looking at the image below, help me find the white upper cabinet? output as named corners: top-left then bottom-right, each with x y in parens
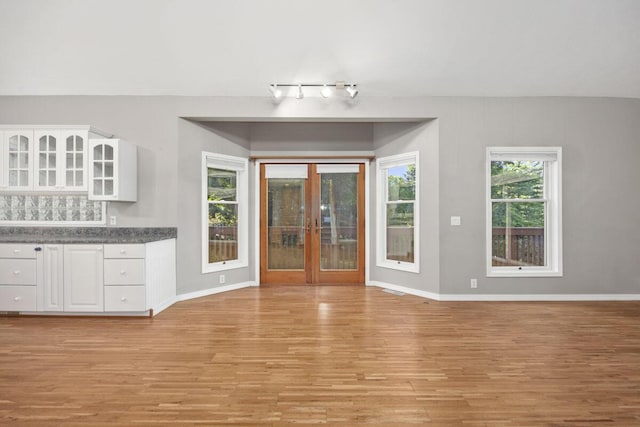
top-left (88, 138), bottom-right (137, 202)
top-left (0, 126), bottom-right (135, 198)
top-left (2, 129), bottom-right (34, 190)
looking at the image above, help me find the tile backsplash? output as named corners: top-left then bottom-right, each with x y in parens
top-left (0, 194), bottom-right (104, 224)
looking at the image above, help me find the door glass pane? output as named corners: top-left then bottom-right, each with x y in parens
top-left (67, 136), bottom-right (74, 151)
top-left (93, 179), bottom-right (102, 195)
top-left (319, 172), bottom-right (358, 270)
top-left (67, 171), bottom-right (74, 186)
top-left (40, 137), bottom-right (47, 151)
top-left (20, 136), bottom-right (28, 151)
top-left (19, 170), bottom-right (29, 186)
top-left (208, 203), bottom-right (238, 263)
top-left (104, 162), bottom-right (114, 178)
top-left (104, 179), bottom-right (114, 195)
top-left (76, 171), bottom-right (83, 186)
top-left (386, 202), bottom-right (414, 263)
top-left (49, 171), bottom-right (56, 186)
top-left (267, 178), bottom-right (305, 270)
top-left (40, 170), bottom-right (47, 186)
top-left (9, 171), bottom-right (17, 186)
top-left (49, 137), bottom-right (55, 151)
top-left (9, 153), bottom-right (17, 168)
top-left (492, 201), bottom-right (545, 267)
top-left (40, 153), bottom-right (47, 168)
top-left (20, 153), bottom-right (28, 168)
top-left (67, 153), bottom-right (74, 168)
top-left (94, 145), bottom-right (103, 160)
top-left (77, 137), bottom-right (83, 151)
top-left (105, 145), bottom-right (114, 160)
top-left (49, 153), bottom-right (56, 168)
top-left (94, 162), bottom-right (103, 178)
top-left (9, 136), bottom-right (18, 150)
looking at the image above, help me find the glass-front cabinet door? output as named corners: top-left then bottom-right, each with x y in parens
top-left (33, 130), bottom-right (59, 190)
top-left (91, 141), bottom-right (115, 198)
top-left (62, 131), bottom-right (88, 191)
top-left (4, 130), bottom-right (33, 190)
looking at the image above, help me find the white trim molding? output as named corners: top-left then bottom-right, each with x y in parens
top-left (202, 151), bottom-right (249, 274)
top-left (367, 280), bottom-right (640, 302)
top-left (486, 146), bottom-right (563, 278)
top-left (176, 281), bottom-right (258, 302)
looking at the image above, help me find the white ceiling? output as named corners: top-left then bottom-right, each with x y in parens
top-left (1, 0), bottom-right (639, 98)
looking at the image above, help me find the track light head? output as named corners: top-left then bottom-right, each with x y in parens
top-left (269, 84), bottom-right (282, 99)
top-left (346, 85), bottom-right (358, 99)
top-left (296, 84), bottom-right (304, 99)
top-left (320, 85), bottom-right (331, 98)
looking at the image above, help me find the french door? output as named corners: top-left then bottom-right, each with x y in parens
top-left (260, 163), bottom-right (365, 284)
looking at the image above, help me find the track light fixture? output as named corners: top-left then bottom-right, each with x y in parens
top-left (346, 84), bottom-right (358, 99)
top-left (268, 81), bottom-right (359, 99)
top-left (269, 84), bottom-right (282, 99)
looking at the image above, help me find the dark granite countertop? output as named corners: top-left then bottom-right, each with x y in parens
top-left (0, 227), bottom-right (177, 244)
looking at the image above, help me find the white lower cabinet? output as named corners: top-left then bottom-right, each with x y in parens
top-left (63, 244), bottom-right (104, 312)
top-left (0, 240), bottom-right (176, 316)
top-left (0, 243), bottom-right (39, 311)
top-left (105, 285), bottom-right (145, 311)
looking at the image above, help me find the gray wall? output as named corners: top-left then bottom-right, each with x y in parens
top-left (370, 121), bottom-right (440, 295)
top-left (1, 96), bottom-right (639, 296)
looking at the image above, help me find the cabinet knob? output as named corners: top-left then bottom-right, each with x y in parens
top-left (120, 270), bottom-right (126, 275)
top-left (120, 297), bottom-right (127, 302)
top-left (14, 296), bottom-right (21, 302)
top-left (13, 270), bottom-right (21, 275)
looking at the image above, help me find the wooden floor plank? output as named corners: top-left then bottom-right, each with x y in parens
top-left (1, 285), bottom-right (640, 425)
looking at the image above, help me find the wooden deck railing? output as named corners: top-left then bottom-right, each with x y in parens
top-left (209, 226), bottom-right (238, 263)
top-left (492, 227), bottom-right (544, 266)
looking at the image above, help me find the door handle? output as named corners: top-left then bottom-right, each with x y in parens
top-left (306, 218), bottom-right (311, 233)
top-left (315, 218), bottom-right (319, 234)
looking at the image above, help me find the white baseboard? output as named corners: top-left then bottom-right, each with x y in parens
top-left (176, 281), bottom-right (258, 302)
top-left (152, 297), bottom-right (178, 316)
top-left (438, 293), bottom-right (640, 301)
top-left (366, 280), bottom-right (439, 301)
top-left (367, 280), bottom-right (640, 302)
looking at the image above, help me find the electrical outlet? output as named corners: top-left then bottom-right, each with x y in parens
top-left (450, 216), bottom-right (461, 226)
top-left (219, 274), bottom-right (225, 284)
top-left (470, 278), bottom-right (478, 289)
top-left (109, 216), bottom-right (117, 225)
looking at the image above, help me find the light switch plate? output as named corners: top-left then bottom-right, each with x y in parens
top-left (450, 216), bottom-right (461, 226)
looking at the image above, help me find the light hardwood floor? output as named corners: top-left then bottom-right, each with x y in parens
top-left (1, 285), bottom-right (640, 426)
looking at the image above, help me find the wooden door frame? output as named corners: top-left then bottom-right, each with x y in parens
top-left (254, 158), bottom-right (370, 286)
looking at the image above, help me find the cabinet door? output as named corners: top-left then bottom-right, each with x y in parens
top-left (4, 130), bottom-right (34, 190)
top-left (33, 130), bottom-right (61, 191)
top-left (89, 141), bottom-right (116, 199)
top-left (40, 245), bottom-right (64, 311)
top-left (63, 244), bottom-right (104, 312)
top-left (61, 130), bottom-right (88, 191)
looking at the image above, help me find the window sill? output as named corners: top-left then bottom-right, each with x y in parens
top-left (377, 259), bottom-right (420, 274)
top-left (487, 268), bottom-right (563, 278)
top-left (203, 260), bottom-right (247, 274)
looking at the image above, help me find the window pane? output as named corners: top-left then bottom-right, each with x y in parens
top-left (491, 161), bottom-right (543, 199)
top-left (387, 164), bottom-right (416, 201)
top-left (492, 201), bottom-right (545, 267)
top-left (208, 203), bottom-right (238, 263)
top-left (386, 202), bottom-right (414, 263)
top-left (207, 168), bottom-right (237, 201)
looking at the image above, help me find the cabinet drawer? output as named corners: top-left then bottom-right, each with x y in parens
top-left (104, 244), bottom-right (145, 259)
top-left (0, 244), bottom-right (39, 259)
top-left (0, 259), bottom-right (37, 285)
top-left (0, 286), bottom-right (37, 311)
top-left (104, 259), bottom-right (145, 285)
top-left (104, 286), bottom-right (146, 311)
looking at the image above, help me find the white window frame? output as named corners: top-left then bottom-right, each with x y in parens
top-left (486, 146), bottom-right (562, 277)
top-left (376, 151), bottom-right (420, 273)
top-left (202, 152), bottom-right (248, 273)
